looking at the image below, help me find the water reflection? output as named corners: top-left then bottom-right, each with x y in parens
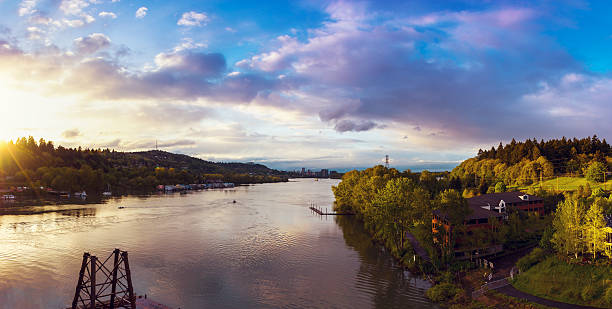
top-left (0, 179), bottom-right (435, 308)
top-left (335, 216), bottom-right (434, 309)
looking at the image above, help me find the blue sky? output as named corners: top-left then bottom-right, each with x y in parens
top-left (0, 0), bottom-right (610, 171)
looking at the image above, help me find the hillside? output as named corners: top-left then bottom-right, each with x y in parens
top-left (0, 137), bottom-right (287, 193)
top-left (450, 136), bottom-right (611, 194)
top-left (120, 150), bottom-right (279, 175)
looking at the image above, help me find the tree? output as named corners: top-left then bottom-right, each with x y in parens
top-left (584, 199), bottom-right (607, 259)
top-left (585, 161), bottom-right (607, 183)
top-left (494, 182), bottom-right (506, 193)
top-left (372, 177), bottom-right (431, 255)
top-left (552, 197), bottom-right (586, 258)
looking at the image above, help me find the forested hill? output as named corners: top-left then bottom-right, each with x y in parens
top-left (450, 136), bottom-right (611, 190)
top-left (0, 137), bottom-right (286, 192)
top-left (120, 150), bottom-right (278, 175)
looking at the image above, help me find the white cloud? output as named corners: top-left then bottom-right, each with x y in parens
top-left (26, 26), bottom-right (44, 40)
top-left (135, 7), bottom-right (148, 19)
top-left (177, 11), bottom-right (208, 27)
top-left (98, 11), bottom-right (117, 19)
top-left (18, 0), bottom-right (38, 16)
top-left (62, 18), bottom-right (85, 28)
top-left (73, 33), bottom-right (111, 54)
top-left (83, 14), bottom-right (95, 24)
top-left (59, 0), bottom-right (89, 16)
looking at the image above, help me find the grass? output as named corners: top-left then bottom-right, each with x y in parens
top-left (512, 256), bottom-right (612, 308)
top-left (517, 176), bottom-right (612, 192)
top-left (482, 290), bottom-right (557, 309)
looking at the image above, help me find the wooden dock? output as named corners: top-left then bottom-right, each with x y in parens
top-left (309, 206), bottom-right (354, 216)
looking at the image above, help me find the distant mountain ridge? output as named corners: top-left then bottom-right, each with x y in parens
top-left (0, 137), bottom-right (286, 192)
top-left (128, 150), bottom-right (281, 175)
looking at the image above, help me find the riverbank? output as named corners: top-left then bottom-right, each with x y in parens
top-left (512, 256), bottom-right (612, 308)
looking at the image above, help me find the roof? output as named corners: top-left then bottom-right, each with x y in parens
top-left (467, 191), bottom-right (542, 208)
top-left (434, 203), bottom-right (504, 222)
top-left (605, 214), bottom-right (612, 228)
top-left (433, 191), bottom-right (541, 223)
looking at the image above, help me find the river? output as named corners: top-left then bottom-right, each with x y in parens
top-left (0, 178), bottom-right (435, 308)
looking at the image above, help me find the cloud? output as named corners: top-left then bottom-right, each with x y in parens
top-left (235, 2), bottom-right (604, 144)
top-left (62, 129), bottom-right (81, 138)
top-left (61, 18), bottom-right (85, 28)
top-left (98, 11), bottom-right (117, 19)
top-left (73, 33), bottom-right (111, 55)
top-left (135, 7), bottom-right (148, 19)
top-left (18, 0), bottom-right (38, 16)
top-left (334, 120), bottom-right (378, 132)
top-left (59, 0), bottom-right (89, 16)
top-left (177, 11), bottom-right (208, 27)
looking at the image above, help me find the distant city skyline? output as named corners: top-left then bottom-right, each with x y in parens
top-left (0, 0), bottom-right (610, 170)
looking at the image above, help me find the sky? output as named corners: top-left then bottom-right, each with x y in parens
top-left (0, 0), bottom-right (610, 171)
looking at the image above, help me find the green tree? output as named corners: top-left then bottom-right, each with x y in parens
top-left (552, 197), bottom-right (586, 258)
top-left (586, 161), bottom-right (607, 183)
top-left (372, 177), bottom-right (431, 254)
top-left (584, 199), bottom-right (607, 259)
top-left (494, 182), bottom-right (506, 193)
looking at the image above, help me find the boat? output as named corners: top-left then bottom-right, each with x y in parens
top-left (74, 191), bottom-right (87, 198)
top-left (2, 194), bottom-right (15, 200)
top-left (102, 184), bottom-right (112, 196)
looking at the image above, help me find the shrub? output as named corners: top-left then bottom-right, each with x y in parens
top-left (604, 286), bottom-right (612, 305)
top-left (581, 285), bottom-right (600, 302)
top-left (495, 182), bottom-right (506, 193)
top-left (426, 283), bottom-right (461, 302)
top-left (516, 248), bottom-right (547, 272)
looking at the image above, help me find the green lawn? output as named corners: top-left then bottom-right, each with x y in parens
top-left (512, 256), bottom-right (612, 308)
top-left (517, 176), bottom-right (612, 192)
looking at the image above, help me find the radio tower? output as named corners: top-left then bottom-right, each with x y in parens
top-left (385, 155), bottom-right (389, 168)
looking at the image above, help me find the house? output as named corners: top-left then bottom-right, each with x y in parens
top-left (605, 214), bottom-right (612, 257)
top-left (433, 201), bottom-right (504, 259)
top-left (468, 191), bottom-right (545, 216)
top-left (432, 191), bottom-right (545, 259)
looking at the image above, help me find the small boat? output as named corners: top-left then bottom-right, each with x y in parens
top-left (2, 194), bottom-right (15, 200)
top-left (74, 191), bottom-right (87, 198)
top-left (102, 184), bottom-right (112, 196)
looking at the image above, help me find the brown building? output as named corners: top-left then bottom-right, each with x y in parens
top-left (432, 192), bottom-right (544, 259)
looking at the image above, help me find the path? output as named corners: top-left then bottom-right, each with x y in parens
top-left (477, 247), bottom-right (604, 309)
top-left (496, 285), bottom-right (603, 309)
top-left (405, 232), bottom-right (430, 262)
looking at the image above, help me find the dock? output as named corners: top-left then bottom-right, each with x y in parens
top-left (136, 297), bottom-right (173, 309)
top-left (309, 206), bottom-right (354, 216)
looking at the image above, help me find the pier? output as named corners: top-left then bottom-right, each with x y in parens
top-left (309, 205), bottom-right (354, 216)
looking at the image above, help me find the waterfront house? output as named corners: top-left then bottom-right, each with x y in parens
top-left (432, 191), bottom-right (545, 259)
top-left (467, 191), bottom-right (545, 216)
top-left (605, 214), bottom-right (612, 257)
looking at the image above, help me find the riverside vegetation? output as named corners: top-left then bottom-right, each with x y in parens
top-left (0, 137), bottom-right (287, 194)
top-left (333, 136), bottom-right (611, 308)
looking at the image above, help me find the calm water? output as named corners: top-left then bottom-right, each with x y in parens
top-left (0, 179), bottom-right (435, 308)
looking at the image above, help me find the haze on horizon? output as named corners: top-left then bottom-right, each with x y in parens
top-left (0, 0), bottom-right (610, 171)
